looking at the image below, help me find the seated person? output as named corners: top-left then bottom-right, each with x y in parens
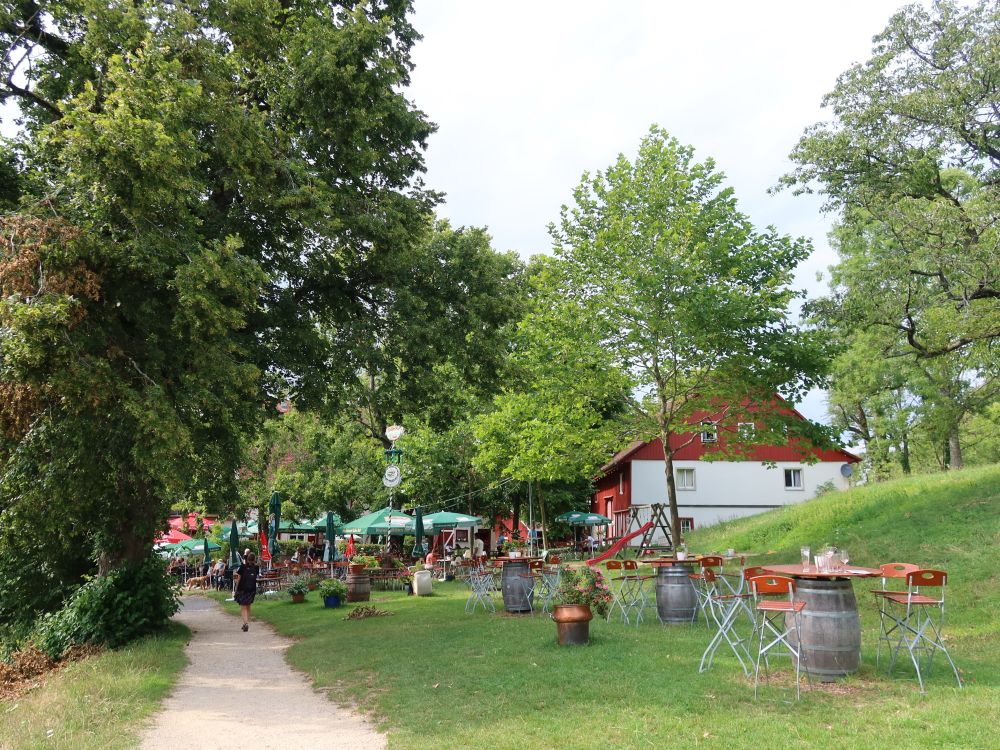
top-left (211, 558), bottom-right (226, 588)
top-left (425, 550), bottom-right (438, 568)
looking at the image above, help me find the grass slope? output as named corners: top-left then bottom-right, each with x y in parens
top-left (218, 466), bottom-right (999, 750)
top-left (0, 623), bottom-right (189, 750)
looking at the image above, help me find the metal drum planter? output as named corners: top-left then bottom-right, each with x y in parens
top-left (346, 571), bottom-right (371, 602)
top-left (788, 578), bottom-right (861, 678)
top-left (553, 604), bottom-right (593, 645)
top-left (655, 565), bottom-right (698, 624)
top-left (501, 559), bottom-right (533, 613)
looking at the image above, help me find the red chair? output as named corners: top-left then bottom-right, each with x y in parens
top-left (872, 562), bottom-right (920, 669)
top-left (749, 574), bottom-right (811, 699)
top-left (879, 569), bottom-right (962, 691)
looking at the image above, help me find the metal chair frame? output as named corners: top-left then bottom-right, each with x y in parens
top-left (699, 567), bottom-right (756, 676)
top-left (604, 560), bottom-right (632, 624)
top-left (879, 569), bottom-right (962, 692)
top-left (621, 560), bottom-right (652, 625)
top-left (872, 562), bottom-right (919, 670)
top-left (465, 566), bottom-right (497, 614)
top-left (749, 574), bottom-right (812, 700)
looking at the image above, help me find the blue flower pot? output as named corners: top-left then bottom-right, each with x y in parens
top-left (323, 595), bottom-right (342, 608)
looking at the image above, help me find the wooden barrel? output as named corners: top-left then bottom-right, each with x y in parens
top-left (655, 564), bottom-right (698, 624)
top-left (501, 560), bottom-right (533, 613)
top-left (787, 578), bottom-right (861, 678)
top-left (346, 572), bottom-right (371, 602)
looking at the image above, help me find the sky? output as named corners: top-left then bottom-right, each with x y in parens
top-left (405, 0), bottom-right (924, 423)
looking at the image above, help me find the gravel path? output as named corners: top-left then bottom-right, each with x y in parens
top-left (140, 596), bottom-right (385, 750)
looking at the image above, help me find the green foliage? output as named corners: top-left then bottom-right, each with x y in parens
top-left (553, 566), bottom-right (613, 618)
top-left (286, 577), bottom-right (310, 596)
top-left (350, 555), bottom-right (380, 570)
top-left (548, 126), bottom-right (832, 543)
top-left (318, 578), bottom-right (347, 599)
top-left (30, 556), bottom-right (180, 660)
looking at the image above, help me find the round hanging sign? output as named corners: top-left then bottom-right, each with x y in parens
top-left (276, 399), bottom-right (291, 414)
top-left (383, 464), bottom-right (402, 488)
top-left (386, 424), bottom-right (405, 442)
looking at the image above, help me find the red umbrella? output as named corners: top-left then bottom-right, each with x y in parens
top-left (156, 529), bottom-right (193, 545)
top-left (344, 535), bottom-right (355, 559)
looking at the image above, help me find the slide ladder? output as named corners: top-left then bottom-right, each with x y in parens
top-left (586, 522), bottom-right (654, 566)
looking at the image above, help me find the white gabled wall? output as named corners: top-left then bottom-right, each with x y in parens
top-left (630, 459), bottom-right (850, 530)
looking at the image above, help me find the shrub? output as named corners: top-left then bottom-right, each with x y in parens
top-left (318, 578), bottom-right (347, 598)
top-left (286, 577), bottom-right (310, 596)
top-left (31, 556), bottom-right (180, 659)
top-left (350, 554), bottom-right (380, 569)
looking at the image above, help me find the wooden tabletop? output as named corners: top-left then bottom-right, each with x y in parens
top-left (494, 556), bottom-right (542, 563)
top-left (760, 564), bottom-right (880, 579)
top-left (643, 557), bottom-right (701, 567)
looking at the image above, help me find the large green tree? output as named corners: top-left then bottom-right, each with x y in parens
top-left (549, 127), bottom-right (831, 549)
top-left (781, 1), bottom-right (999, 359)
top-left (0, 0), bottom-right (435, 622)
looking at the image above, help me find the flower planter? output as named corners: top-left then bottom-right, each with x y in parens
top-left (290, 593), bottom-right (306, 604)
top-left (323, 595), bottom-right (342, 608)
top-left (349, 564), bottom-right (365, 575)
top-left (553, 604), bottom-right (593, 646)
top-left (307, 583), bottom-right (318, 591)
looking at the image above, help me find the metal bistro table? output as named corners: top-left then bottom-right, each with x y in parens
top-left (495, 556), bottom-right (541, 613)
top-left (760, 563), bottom-right (880, 679)
top-left (645, 557), bottom-right (701, 624)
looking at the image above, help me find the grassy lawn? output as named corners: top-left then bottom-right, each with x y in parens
top-left (0, 622), bottom-right (189, 750)
top-left (216, 465), bottom-right (1000, 750)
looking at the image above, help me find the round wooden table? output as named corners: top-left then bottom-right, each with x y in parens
top-left (644, 557), bottom-right (701, 624)
top-left (759, 564), bottom-right (880, 678)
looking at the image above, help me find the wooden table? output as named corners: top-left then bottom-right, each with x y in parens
top-left (759, 564), bottom-right (880, 678)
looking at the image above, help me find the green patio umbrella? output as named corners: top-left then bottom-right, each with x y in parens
top-left (173, 538), bottom-right (221, 554)
top-left (412, 506), bottom-right (426, 557)
top-left (343, 506), bottom-right (413, 535)
top-left (268, 491), bottom-right (282, 556)
top-left (555, 511), bottom-right (612, 526)
top-left (420, 511), bottom-right (481, 532)
top-left (228, 520), bottom-right (241, 567)
top-left (324, 512), bottom-right (337, 563)
top-left (202, 537), bottom-right (210, 561)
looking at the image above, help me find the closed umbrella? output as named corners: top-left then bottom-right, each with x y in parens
top-left (344, 535), bottom-right (355, 560)
top-left (412, 506), bottom-right (426, 557)
top-left (268, 491), bottom-right (282, 557)
top-left (324, 512), bottom-right (336, 563)
top-left (228, 521), bottom-right (241, 567)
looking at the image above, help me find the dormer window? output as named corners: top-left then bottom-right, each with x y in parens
top-left (700, 422), bottom-right (717, 443)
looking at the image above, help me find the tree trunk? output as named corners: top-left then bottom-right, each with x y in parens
top-left (900, 431), bottom-right (911, 475)
top-left (535, 481), bottom-right (549, 551)
top-left (660, 440), bottom-right (680, 554)
top-left (948, 428), bottom-right (963, 470)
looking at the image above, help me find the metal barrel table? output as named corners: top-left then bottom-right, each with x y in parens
top-left (497, 557), bottom-right (538, 613)
top-left (647, 558), bottom-right (699, 624)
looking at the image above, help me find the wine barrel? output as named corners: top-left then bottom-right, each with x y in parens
top-left (346, 572), bottom-right (371, 603)
top-left (655, 564), bottom-right (698, 624)
top-left (501, 560), bottom-right (533, 613)
top-left (787, 578), bottom-right (861, 678)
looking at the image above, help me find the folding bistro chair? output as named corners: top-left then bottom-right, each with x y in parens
top-left (622, 559), bottom-right (653, 625)
top-left (465, 565), bottom-right (497, 614)
top-left (690, 556), bottom-right (725, 626)
top-left (604, 560), bottom-right (632, 624)
top-left (699, 567), bottom-right (755, 676)
top-left (871, 562), bottom-right (919, 670)
top-left (879, 569), bottom-right (962, 692)
top-left (749, 574), bottom-right (811, 700)
top-left (518, 561), bottom-right (543, 615)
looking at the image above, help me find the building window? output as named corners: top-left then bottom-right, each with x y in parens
top-left (784, 468), bottom-right (803, 490)
top-left (680, 517), bottom-right (695, 532)
top-left (676, 468), bottom-right (696, 490)
top-left (738, 422), bottom-right (756, 440)
top-left (700, 421), bottom-right (717, 443)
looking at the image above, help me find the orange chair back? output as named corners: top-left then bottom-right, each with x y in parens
top-left (605, 560), bottom-right (623, 570)
top-left (529, 560), bottom-right (544, 570)
top-left (548, 556), bottom-right (561, 565)
top-left (622, 560), bottom-right (639, 571)
top-left (743, 565), bottom-right (768, 580)
top-left (907, 569), bottom-right (947, 588)
top-left (702, 567), bottom-right (718, 584)
top-left (750, 575), bottom-right (795, 596)
top-left (700, 555), bottom-right (724, 569)
top-left (880, 562), bottom-right (919, 579)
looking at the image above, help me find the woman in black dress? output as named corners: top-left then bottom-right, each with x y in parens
top-left (233, 551), bottom-right (259, 632)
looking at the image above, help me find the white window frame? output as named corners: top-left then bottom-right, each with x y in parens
top-left (675, 467), bottom-right (696, 491)
top-left (738, 422), bottom-right (756, 440)
top-left (700, 421), bottom-right (718, 443)
top-left (784, 468), bottom-right (803, 490)
top-left (680, 517), bottom-right (695, 532)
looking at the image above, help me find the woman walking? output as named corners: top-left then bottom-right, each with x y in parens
top-left (233, 551), bottom-right (260, 632)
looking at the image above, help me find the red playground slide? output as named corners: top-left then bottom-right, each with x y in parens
top-left (586, 522), bottom-right (654, 566)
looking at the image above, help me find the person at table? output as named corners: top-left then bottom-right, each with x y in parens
top-left (211, 557), bottom-right (226, 589)
top-left (291, 547), bottom-right (301, 564)
top-left (425, 550), bottom-right (438, 568)
top-left (473, 537), bottom-right (486, 560)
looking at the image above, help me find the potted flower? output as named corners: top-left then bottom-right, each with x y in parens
top-left (503, 539), bottom-right (527, 558)
top-left (551, 566), bottom-right (612, 645)
top-left (318, 578), bottom-right (347, 608)
top-left (287, 577), bottom-right (310, 603)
